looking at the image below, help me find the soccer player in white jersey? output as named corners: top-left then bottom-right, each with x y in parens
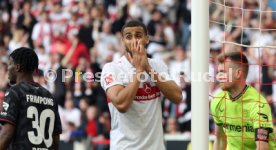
top-left (100, 20), bottom-right (183, 150)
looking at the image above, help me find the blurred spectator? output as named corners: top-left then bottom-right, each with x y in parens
top-left (36, 45), bottom-right (50, 70)
top-left (86, 106), bottom-right (110, 150)
top-left (61, 29), bottom-right (90, 69)
top-left (94, 20), bottom-right (119, 67)
top-left (59, 92), bottom-right (81, 149)
top-left (177, 72), bottom-right (191, 133)
top-left (147, 9), bottom-right (163, 37)
top-left (78, 13), bottom-right (94, 49)
top-left (177, 0), bottom-right (191, 49)
top-left (32, 11), bottom-right (52, 53)
top-left (16, 1), bottom-right (37, 48)
top-left (49, 1), bottom-right (70, 39)
top-left (166, 117), bottom-right (181, 135)
top-left (86, 106), bottom-right (98, 138)
top-left (66, 11), bottom-right (81, 39)
top-left (91, 5), bottom-right (105, 39)
top-left (92, 111), bottom-right (111, 150)
top-left (245, 47), bottom-right (260, 87)
top-left (8, 26), bottom-right (29, 53)
top-left (169, 47), bottom-right (191, 84)
top-left (0, 62), bottom-right (8, 91)
top-left (261, 48), bottom-right (274, 105)
top-left (45, 52), bottom-right (66, 106)
top-left (162, 17), bottom-right (175, 49)
top-left (10, 1), bottom-right (21, 25)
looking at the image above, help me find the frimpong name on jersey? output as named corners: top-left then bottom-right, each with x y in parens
top-left (26, 94), bottom-right (54, 106)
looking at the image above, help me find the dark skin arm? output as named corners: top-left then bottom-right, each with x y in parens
top-left (0, 123), bottom-right (60, 150)
top-left (0, 123), bottom-right (15, 150)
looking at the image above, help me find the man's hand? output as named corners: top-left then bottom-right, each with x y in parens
top-left (137, 40), bottom-right (151, 73)
top-left (128, 40), bottom-right (149, 72)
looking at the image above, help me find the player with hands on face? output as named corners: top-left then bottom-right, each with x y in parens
top-left (100, 20), bottom-right (182, 150)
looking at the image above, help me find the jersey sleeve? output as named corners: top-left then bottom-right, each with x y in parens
top-left (0, 89), bottom-right (20, 125)
top-left (210, 98), bottom-right (222, 125)
top-left (249, 97), bottom-right (274, 142)
top-left (53, 102), bottom-right (62, 135)
top-left (210, 92), bottom-right (225, 126)
top-left (250, 99), bottom-right (274, 130)
top-left (150, 59), bottom-right (172, 81)
top-left (100, 63), bottom-right (124, 92)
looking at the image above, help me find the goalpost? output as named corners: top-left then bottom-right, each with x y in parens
top-left (191, 0), bottom-right (210, 149)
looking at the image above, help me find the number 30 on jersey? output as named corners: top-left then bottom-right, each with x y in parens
top-left (27, 106), bottom-right (55, 148)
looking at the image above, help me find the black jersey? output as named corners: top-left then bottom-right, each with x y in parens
top-left (0, 82), bottom-right (62, 150)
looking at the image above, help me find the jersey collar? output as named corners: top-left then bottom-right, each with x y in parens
top-left (228, 85), bottom-right (249, 101)
top-left (121, 55), bottom-right (133, 69)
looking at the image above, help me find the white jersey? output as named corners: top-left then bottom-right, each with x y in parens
top-left (101, 56), bottom-right (171, 150)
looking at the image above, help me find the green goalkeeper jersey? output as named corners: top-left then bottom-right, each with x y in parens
top-left (211, 85), bottom-right (276, 150)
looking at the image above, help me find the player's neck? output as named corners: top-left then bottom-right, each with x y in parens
top-left (228, 84), bottom-right (247, 100)
top-left (16, 74), bottom-right (34, 84)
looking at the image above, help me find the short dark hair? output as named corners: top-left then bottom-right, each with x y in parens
top-left (217, 51), bottom-right (249, 77)
top-left (121, 20), bottom-right (148, 35)
top-left (9, 47), bottom-right (38, 73)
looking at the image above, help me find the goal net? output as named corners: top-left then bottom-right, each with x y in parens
top-left (209, 0), bottom-right (276, 149)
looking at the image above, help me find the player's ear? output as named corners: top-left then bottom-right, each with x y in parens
top-left (15, 64), bottom-right (21, 72)
top-left (236, 68), bottom-right (243, 79)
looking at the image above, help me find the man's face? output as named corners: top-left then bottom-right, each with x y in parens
top-left (216, 59), bottom-right (237, 91)
top-left (122, 26), bottom-right (149, 55)
top-left (7, 57), bottom-right (17, 84)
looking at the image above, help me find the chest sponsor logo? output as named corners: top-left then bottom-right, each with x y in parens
top-left (222, 123), bottom-right (254, 132)
top-left (135, 82), bottom-right (160, 101)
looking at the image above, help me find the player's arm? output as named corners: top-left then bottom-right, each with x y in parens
top-left (106, 71), bottom-right (142, 113)
top-left (0, 122), bottom-right (15, 150)
top-left (0, 90), bottom-right (19, 150)
top-left (52, 134), bottom-right (60, 150)
top-left (213, 124), bottom-right (227, 150)
top-left (251, 100), bottom-right (274, 150)
top-left (255, 127), bottom-right (270, 150)
top-left (146, 68), bottom-right (182, 104)
top-left (106, 40), bottom-right (146, 113)
top-left (256, 140), bottom-right (269, 150)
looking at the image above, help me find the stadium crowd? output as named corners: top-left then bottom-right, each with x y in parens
top-left (0, 0), bottom-right (275, 149)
